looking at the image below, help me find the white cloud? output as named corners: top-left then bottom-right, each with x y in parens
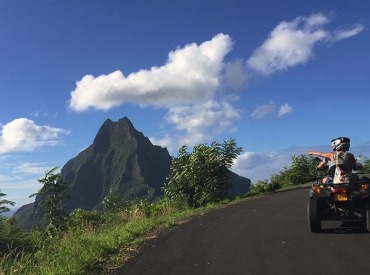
top-left (233, 151), bottom-right (294, 183)
top-left (69, 34), bottom-right (243, 150)
top-left (149, 135), bottom-right (175, 152)
top-left (12, 162), bottom-right (51, 175)
top-left (69, 33), bottom-right (234, 112)
top-left (0, 118), bottom-right (70, 153)
top-left (247, 13), bottom-right (364, 75)
top-left (68, 14), bottom-right (364, 150)
top-left (151, 101), bottom-right (240, 152)
top-left (251, 101), bottom-right (275, 119)
top-left (278, 103), bottom-right (293, 116)
top-left (0, 176), bottom-right (41, 207)
top-left (328, 24), bottom-right (365, 43)
top-left (251, 101), bottom-right (293, 119)
top-left (153, 100), bottom-right (241, 149)
top-left (31, 110), bottom-right (51, 118)
top-left (0, 158), bottom-right (60, 207)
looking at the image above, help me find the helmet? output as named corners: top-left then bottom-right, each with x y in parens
top-left (331, 137), bottom-right (350, 151)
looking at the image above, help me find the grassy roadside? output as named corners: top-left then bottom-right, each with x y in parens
top-left (0, 184), bottom-right (311, 275)
top-left (99, 183), bottom-right (312, 273)
top-left (0, 199), bottom-right (229, 275)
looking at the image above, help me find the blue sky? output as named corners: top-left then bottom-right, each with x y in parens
top-left (1, 0), bottom-right (369, 208)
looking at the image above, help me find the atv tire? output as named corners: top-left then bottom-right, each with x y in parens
top-left (308, 198), bottom-right (321, 233)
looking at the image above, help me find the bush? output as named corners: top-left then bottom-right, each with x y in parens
top-left (0, 218), bottom-right (28, 253)
top-left (249, 179), bottom-right (280, 195)
top-left (163, 139), bottom-right (242, 207)
top-left (68, 209), bottom-right (108, 230)
top-left (271, 154), bottom-right (317, 187)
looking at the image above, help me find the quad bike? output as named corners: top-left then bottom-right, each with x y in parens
top-left (307, 160), bottom-right (370, 233)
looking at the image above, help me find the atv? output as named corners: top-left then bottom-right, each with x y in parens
top-left (307, 162), bottom-right (370, 233)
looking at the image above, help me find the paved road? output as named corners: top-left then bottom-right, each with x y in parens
top-left (111, 188), bottom-right (370, 275)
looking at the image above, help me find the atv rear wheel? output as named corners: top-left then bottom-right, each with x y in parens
top-left (308, 198), bottom-right (321, 233)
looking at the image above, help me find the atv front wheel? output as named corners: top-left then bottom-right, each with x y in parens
top-left (308, 198), bottom-right (321, 233)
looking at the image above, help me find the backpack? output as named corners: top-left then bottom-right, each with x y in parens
top-left (333, 151), bottom-right (352, 183)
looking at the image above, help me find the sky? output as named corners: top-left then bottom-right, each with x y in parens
top-left (1, 0), bottom-right (369, 209)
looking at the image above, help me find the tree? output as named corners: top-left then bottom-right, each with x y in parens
top-left (163, 139), bottom-right (242, 207)
top-left (30, 167), bottom-right (70, 236)
top-left (273, 154), bottom-right (318, 187)
top-left (362, 158), bottom-right (370, 174)
top-left (0, 190), bottom-right (15, 218)
top-left (285, 154), bottom-right (317, 185)
top-left (249, 179), bottom-right (281, 194)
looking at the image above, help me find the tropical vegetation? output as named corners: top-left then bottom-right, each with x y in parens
top-left (1, 140), bottom-right (369, 274)
top-left (163, 139), bottom-right (242, 207)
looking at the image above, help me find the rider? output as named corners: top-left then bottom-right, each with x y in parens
top-left (308, 137), bottom-right (357, 183)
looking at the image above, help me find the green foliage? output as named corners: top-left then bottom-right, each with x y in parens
top-left (68, 209), bottom-right (107, 230)
top-left (249, 179), bottom-right (281, 195)
top-left (0, 218), bottom-right (28, 253)
top-left (123, 199), bottom-right (152, 218)
top-left (102, 188), bottom-right (124, 212)
top-left (362, 158), bottom-right (370, 173)
top-left (0, 196), bottom-right (209, 275)
top-left (30, 167), bottom-right (70, 237)
top-left (248, 154), bottom-right (318, 196)
top-left (0, 147), bottom-right (333, 273)
top-left (271, 154), bottom-right (317, 187)
top-left (0, 189), bottom-right (15, 218)
top-left (163, 139), bottom-right (242, 207)
top-left (287, 154), bottom-right (317, 185)
top-left (0, 190), bottom-right (21, 254)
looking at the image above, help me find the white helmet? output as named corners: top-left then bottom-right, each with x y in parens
top-left (331, 137), bottom-right (350, 151)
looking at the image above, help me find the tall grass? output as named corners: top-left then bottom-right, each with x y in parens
top-left (0, 198), bottom-right (205, 275)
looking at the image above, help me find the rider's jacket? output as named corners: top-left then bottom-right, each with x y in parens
top-left (331, 151), bottom-right (353, 183)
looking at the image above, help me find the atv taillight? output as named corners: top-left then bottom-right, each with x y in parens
top-left (312, 185), bottom-right (321, 194)
top-left (361, 183), bottom-right (369, 192)
top-left (331, 187), bottom-right (347, 194)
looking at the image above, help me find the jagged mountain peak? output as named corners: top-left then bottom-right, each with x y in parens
top-left (92, 117), bottom-right (155, 154)
top-left (61, 117), bottom-right (172, 212)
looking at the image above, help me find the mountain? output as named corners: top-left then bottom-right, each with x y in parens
top-left (14, 117), bottom-right (250, 228)
top-left (62, 117), bottom-right (172, 211)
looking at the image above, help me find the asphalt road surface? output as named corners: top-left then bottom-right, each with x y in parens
top-left (111, 188), bottom-right (370, 275)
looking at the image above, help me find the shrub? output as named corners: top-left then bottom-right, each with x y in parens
top-left (163, 139), bottom-right (242, 207)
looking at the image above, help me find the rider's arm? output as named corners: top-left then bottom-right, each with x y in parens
top-left (308, 151), bottom-right (333, 160)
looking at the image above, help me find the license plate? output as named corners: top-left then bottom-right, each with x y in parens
top-left (334, 194), bottom-right (348, 201)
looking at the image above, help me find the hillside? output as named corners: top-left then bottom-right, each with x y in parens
top-left (14, 117), bottom-right (250, 228)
